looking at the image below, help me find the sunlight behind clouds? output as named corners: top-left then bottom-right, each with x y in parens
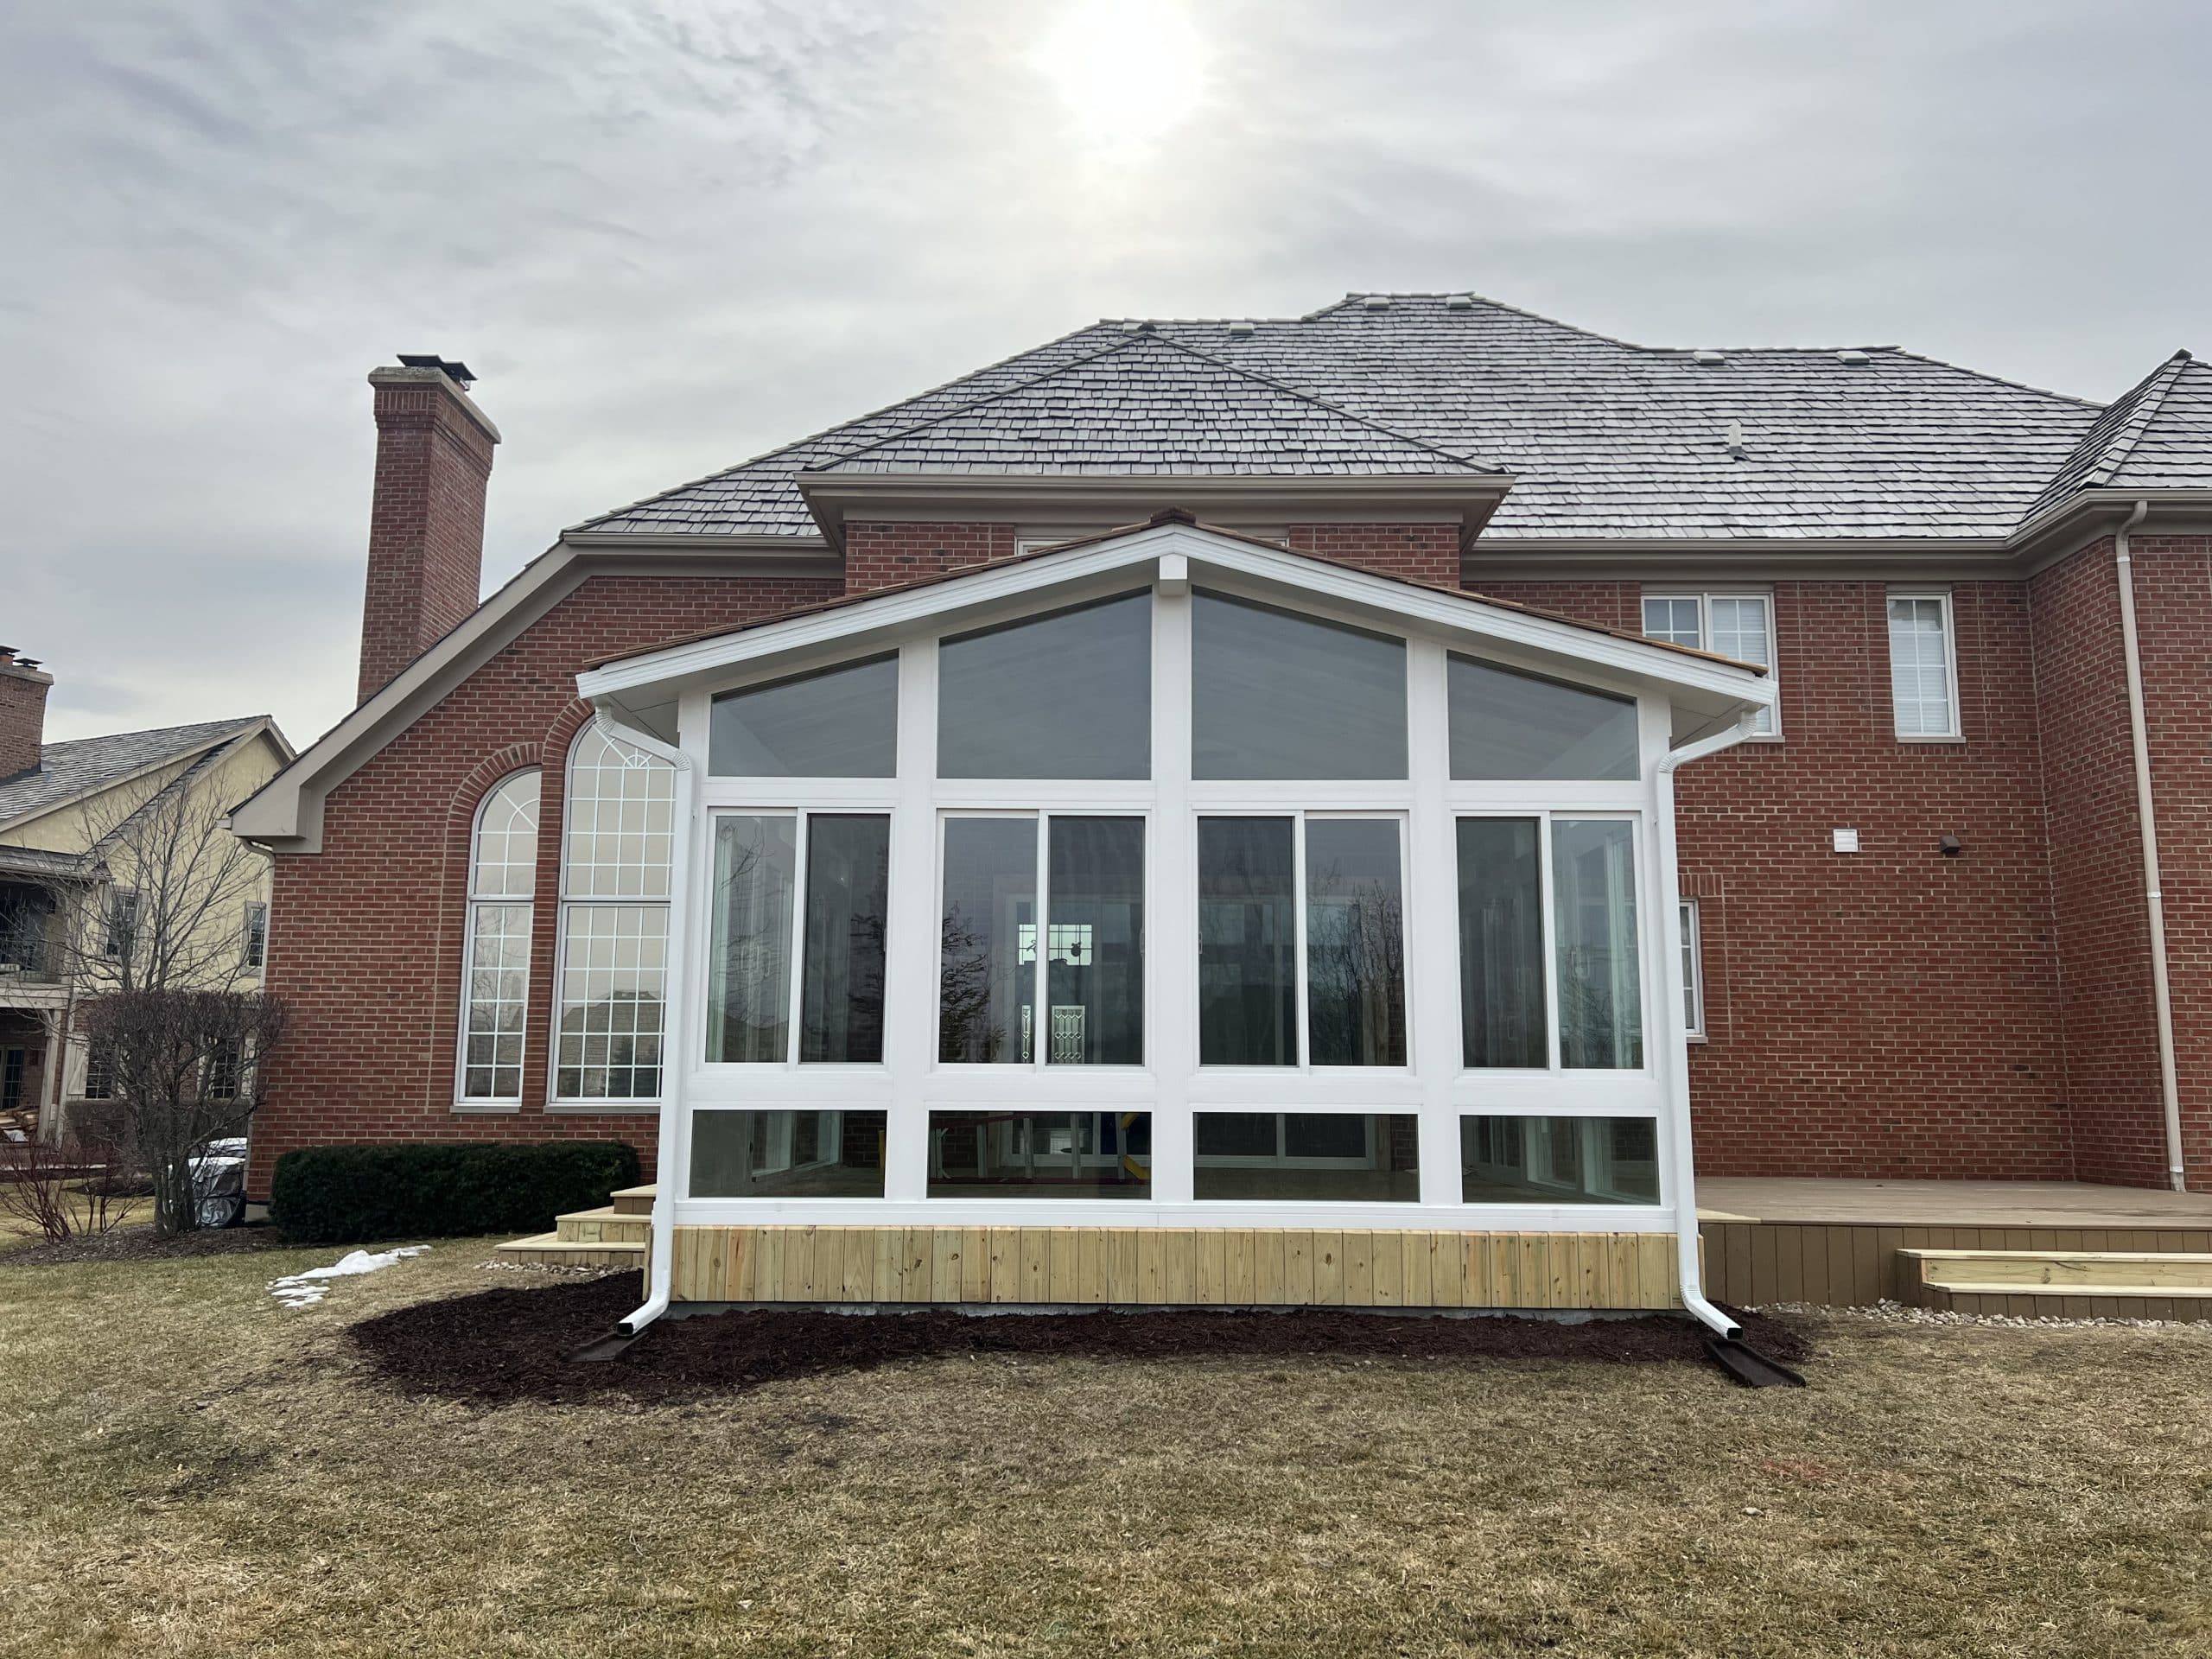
top-left (1029, 0), bottom-right (1206, 157)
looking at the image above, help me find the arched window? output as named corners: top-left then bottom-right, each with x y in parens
top-left (459, 771), bottom-right (539, 1101)
top-left (555, 727), bottom-right (675, 1101)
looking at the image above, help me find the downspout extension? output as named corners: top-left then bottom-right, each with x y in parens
top-left (1656, 712), bottom-right (1761, 1338)
top-left (2114, 500), bottom-right (2189, 1192)
top-left (584, 711), bottom-right (697, 1336)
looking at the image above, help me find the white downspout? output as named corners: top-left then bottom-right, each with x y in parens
top-left (2113, 500), bottom-right (2189, 1192)
top-left (586, 710), bottom-right (698, 1335)
top-left (1654, 709), bottom-right (1761, 1337)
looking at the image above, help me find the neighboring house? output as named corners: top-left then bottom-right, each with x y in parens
top-left (230, 297), bottom-right (2212, 1323)
top-left (0, 653), bottom-right (290, 1136)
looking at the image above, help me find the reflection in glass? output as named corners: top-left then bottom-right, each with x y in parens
top-left (1306, 819), bottom-right (1405, 1065)
top-left (690, 1110), bottom-right (887, 1198)
top-left (938, 594), bottom-right (1151, 779)
top-left (927, 1111), bottom-right (1151, 1198)
top-left (1046, 817), bottom-right (1144, 1065)
top-left (1459, 1116), bottom-right (1659, 1204)
top-left (706, 816), bottom-right (797, 1063)
top-left (709, 655), bottom-right (898, 777)
top-left (1198, 818), bottom-right (1295, 1065)
top-left (940, 818), bottom-right (1038, 1064)
top-left (1457, 817), bottom-right (1546, 1067)
top-left (799, 815), bottom-right (891, 1063)
top-left (1554, 819), bottom-right (1642, 1069)
top-left (1192, 592), bottom-right (1407, 779)
top-left (1192, 1113), bottom-right (1419, 1201)
top-left (1447, 656), bottom-right (1638, 781)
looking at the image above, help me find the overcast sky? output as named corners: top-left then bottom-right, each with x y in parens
top-left (6, 0), bottom-right (2208, 747)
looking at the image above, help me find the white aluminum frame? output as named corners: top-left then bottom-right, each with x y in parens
top-left (1885, 588), bottom-right (1964, 742)
top-left (580, 524), bottom-right (1770, 1237)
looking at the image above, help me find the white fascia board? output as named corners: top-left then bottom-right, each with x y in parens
top-left (579, 521), bottom-right (1773, 724)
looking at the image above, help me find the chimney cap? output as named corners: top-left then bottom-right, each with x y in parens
top-left (396, 353), bottom-right (475, 389)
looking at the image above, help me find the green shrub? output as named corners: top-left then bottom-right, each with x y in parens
top-left (270, 1141), bottom-right (643, 1243)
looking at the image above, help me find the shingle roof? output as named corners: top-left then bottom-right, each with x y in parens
top-left (0, 718), bottom-right (264, 830)
top-left (574, 292), bottom-right (2190, 544)
top-left (2022, 352), bottom-right (2212, 522)
top-left (806, 332), bottom-right (1494, 478)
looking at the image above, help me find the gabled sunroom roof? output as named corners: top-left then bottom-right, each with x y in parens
top-left (576, 515), bottom-right (1773, 736)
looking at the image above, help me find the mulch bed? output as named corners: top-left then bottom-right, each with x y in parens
top-left (2, 1223), bottom-right (301, 1268)
top-left (351, 1270), bottom-right (1808, 1405)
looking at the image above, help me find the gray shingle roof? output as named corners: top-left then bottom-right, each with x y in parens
top-left (0, 718), bottom-right (264, 830)
top-left (807, 332), bottom-right (1493, 478)
top-left (575, 293), bottom-right (2196, 543)
top-left (2021, 352), bottom-right (2212, 522)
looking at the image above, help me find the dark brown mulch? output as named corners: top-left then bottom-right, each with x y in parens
top-left (2, 1223), bottom-right (300, 1268)
top-left (351, 1271), bottom-right (1809, 1406)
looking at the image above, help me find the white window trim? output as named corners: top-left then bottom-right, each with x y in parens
top-left (454, 769), bottom-right (537, 1111)
top-left (1642, 590), bottom-right (1781, 740)
top-left (241, 900), bottom-right (269, 972)
top-left (1886, 589), bottom-right (1964, 742)
top-left (1679, 897), bottom-right (1705, 1042)
top-left (548, 734), bottom-right (673, 1111)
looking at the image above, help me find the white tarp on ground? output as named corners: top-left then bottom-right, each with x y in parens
top-left (269, 1245), bottom-right (429, 1308)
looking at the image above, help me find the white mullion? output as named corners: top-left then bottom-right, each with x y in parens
top-left (1148, 580), bottom-right (1194, 1205)
top-left (1405, 635), bottom-right (1458, 1207)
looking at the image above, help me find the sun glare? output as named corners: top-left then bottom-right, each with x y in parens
top-left (1032, 0), bottom-right (1206, 156)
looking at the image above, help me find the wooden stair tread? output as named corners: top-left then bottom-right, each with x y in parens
top-left (1930, 1281), bottom-right (2212, 1300)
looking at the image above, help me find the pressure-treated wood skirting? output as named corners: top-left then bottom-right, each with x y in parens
top-left (668, 1225), bottom-right (1685, 1310)
top-left (1698, 1221), bottom-right (2212, 1308)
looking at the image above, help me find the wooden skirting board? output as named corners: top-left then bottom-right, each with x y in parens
top-left (1699, 1221), bottom-right (2212, 1308)
top-left (669, 1225), bottom-right (1686, 1310)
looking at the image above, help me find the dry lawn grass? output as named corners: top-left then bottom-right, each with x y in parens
top-left (3, 1241), bottom-right (2209, 1658)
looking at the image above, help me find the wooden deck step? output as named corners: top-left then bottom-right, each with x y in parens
top-left (493, 1231), bottom-right (646, 1268)
top-left (553, 1205), bottom-right (652, 1245)
top-left (1898, 1248), bottom-right (2212, 1319)
top-left (609, 1184), bottom-right (657, 1217)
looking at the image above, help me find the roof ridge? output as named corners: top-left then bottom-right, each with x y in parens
top-left (1868, 347), bottom-right (2101, 410)
top-left (566, 318), bottom-right (1124, 531)
top-left (2086, 353), bottom-right (2194, 489)
top-left (1300, 291), bottom-right (1645, 351)
top-left (40, 715), bottom-right (264, 753)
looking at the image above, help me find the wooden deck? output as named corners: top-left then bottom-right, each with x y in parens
top-left (1695, 1179), bottom-right (2212, 1309)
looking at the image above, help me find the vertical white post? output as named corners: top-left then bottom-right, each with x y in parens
top-left (1149, 569), bottom-right (1194, 1206)
top-left (1406, 638), bottom-right (1460, 1208)
top-left (883, 638), bottom-right (938, 1202)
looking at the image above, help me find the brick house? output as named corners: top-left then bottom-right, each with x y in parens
top-left (230, 300), bottom-right (2212, 1328)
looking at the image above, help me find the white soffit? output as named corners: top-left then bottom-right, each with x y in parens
top-left (578, 522), bottom-right (1772, 726)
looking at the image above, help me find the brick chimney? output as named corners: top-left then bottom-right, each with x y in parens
top-left (357, 357), bottom-right (501, 703)
top-left (0, 648), bottom-right (53, 782)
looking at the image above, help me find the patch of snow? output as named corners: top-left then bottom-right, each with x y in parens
top-left (269, 1245), bottom-right (429, 1308)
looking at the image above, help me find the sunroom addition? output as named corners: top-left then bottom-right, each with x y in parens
top-left (572, 519), bottom-right (1773, 1325)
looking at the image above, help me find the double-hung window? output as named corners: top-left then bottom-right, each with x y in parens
top-left (556, 730), bottom-right (674, 1102)
top-left (1643, 592), bottom-right (1777, 736)
top-left (1887, 593), bottom-right (1960, 739)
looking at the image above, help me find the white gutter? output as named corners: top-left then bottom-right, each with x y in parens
top-left (587, 711), bottom-right (699, 1335)
top-left (1654, 711), bottom-right (1762, 1337)
top-left (2113, 499), bottom-right (2189, 1192)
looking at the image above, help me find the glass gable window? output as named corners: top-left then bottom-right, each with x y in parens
top-left (938, 594), bottom-right (1151, 779)
top-left (556, 731), bottom-right (673, 1100)
top-left (705, 812), bottom-right (889, 1065)
top-left (1192, 592), bottom-right (1407, 779)
top-left (709, 655), bottom-right (897, 777)
top-left (1447, 656), bottom-right (1638, 781)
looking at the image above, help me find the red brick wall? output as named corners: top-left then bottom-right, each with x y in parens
top-left (1286, 523), bottom-right (1459, 585)
top-left (845, 523), bottom-right (1019, 595)
top-left (357, 375), bottom-right (498, 703)
top-left (0, 662), bottom-right (52, 780)
top-left (1483, 578), bottom-right (2074, 1179)
top-left (251, 569), bottom-right (841, 1198)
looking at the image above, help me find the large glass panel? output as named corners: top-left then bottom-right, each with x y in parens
top-left (1459, 1116), bottom-right (1660, 1205)
top-left (706, 816), bottom-right (798, 1063)
top-left (1198, 817), bottom-right (1295, 1066)
top-left (1192, 1113), bottom-right (1420, 1201)
top-left (555, 905), bottom-right (666, 1098)
top-left (1046, 817), bottom-right (1144, 1065)
top-left (938, 594), bottom-right (1151, 779)
top-left (1456, 818), bottom-right (1547, 1067)
top-left (690, 1109), bottom-right (887, 1198)
top-left (461, 903), bottom-right (531, 1099)
top-left (709, 655), bottom-right (897, 777)
top-left (1192, 592), bottom-right (1407, 779)
top-left (798, 815), bottom-right (891, 1064)
top-left (927, 1111), bottom-right (1152, 1198)
top-left (1306, 819), bottom-right (1406, 1065)
top-left (1447, 656), bottom-right (1638, 781)
top-left (1554, 818), bottom-right (1643, 1069)
top-left (939, 817), bottom-right (1038, 1064)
